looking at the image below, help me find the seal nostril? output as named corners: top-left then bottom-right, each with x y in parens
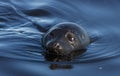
top-left (53, 43), bottom-right (62, 50)
top-left (54, 43), bottom-right (59, 49)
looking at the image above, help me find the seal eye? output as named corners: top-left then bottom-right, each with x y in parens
top-left (49, 29), bottom-right (60, 38)
top-left (65, 32), bottom-right (75, 42)
top-left (50, 32), bottom-right (54, 37)
top-left (48, 32), bottom-right (55, 39)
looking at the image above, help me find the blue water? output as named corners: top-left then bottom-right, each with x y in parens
top-left (0, 0), bottom-right (120, 76)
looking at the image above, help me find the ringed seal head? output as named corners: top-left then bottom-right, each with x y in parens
top-left (42, 22), bottom-right (90, 56)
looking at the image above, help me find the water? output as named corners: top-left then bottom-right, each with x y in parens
top-left (0, 0), bottom-right (120, 76)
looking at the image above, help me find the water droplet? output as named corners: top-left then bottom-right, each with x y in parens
top-left (99, 67), bottom-right (103, 70)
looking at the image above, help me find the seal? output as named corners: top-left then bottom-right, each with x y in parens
top-left (42, 22), bottom-right (90, 56)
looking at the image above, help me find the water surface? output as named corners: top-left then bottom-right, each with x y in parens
top-left (0, 0), bottom-right (120, 76)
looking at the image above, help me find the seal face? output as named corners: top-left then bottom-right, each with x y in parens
top-left (42, 22), bottom-right (90, 56)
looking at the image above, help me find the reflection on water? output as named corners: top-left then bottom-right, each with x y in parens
top-left (0, 0), bottom-right (120, 76)
top-left (49, 64), bottom-right (73, 70)
top-left (44, 49), bottom-right (86, 62)
top-left (45, 49), bottom-right (86, 70)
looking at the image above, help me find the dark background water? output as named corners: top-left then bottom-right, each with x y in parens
top-left (0, 0), bottom-right (120, 76)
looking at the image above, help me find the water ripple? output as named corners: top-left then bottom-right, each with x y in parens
top-left (0, 0), bottom-right (120, 64)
